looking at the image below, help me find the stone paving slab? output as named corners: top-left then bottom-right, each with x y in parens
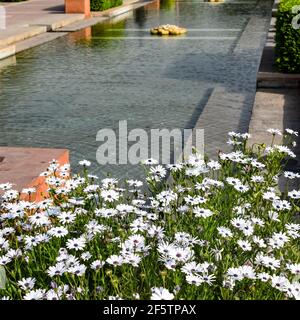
top-left (2, 0), bottom-right (65, 28)
top-left (57, 16), bottom-right (108, 32)
top-left (0, 25), bottom-right (47, 47)
top-left (258, 72), bottom-right (300, 88)
top-left (248, 90), bottom-right (300, 146)
top-left (248, 88), bottom-right (300, 189)
top-left (29, 13), bottom-right (85, 31)
top-left (0, 147), bottom-right (69, 201)
top-left (248, 89), bottom-right (286, 146)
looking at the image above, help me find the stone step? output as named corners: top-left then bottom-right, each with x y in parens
top-left (57, 16), bottom-right (108, 32)
top-left (257, 72), bottom-right (300, 88)
top-left (29, 13), bottom-right (85, 31)
top-left (0, 25), bottom-right (47, 47)
top-left (270, 17), bottom-right (276, 28)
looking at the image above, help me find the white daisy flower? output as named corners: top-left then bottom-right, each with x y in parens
top-left (186, 274), bottom-right (204, 286)
top-left (66, 237), bottom-right (86, 251)
top-left (18, 277), bottom-right (36, 291)
top-left (23, 289), bottom-right (46, 300)
top-left (237, 240), bottom-right (252, 251)
top-left (267, 128), bottom-right (282, 136)
top-left (150, 287), bottom-right (174, 300)
top-left (79, 160), bottom-right (91, 167)
top-left (101, 189), bottom-right (119, 203)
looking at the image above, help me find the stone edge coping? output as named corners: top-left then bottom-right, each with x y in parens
top-left (0, 26), bottom-right (47, 48)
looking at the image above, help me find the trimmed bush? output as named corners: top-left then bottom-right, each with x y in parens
top-left (90, 0), bottom-right (123, 11)
top-left (275, 0), bottom-right (300, 73)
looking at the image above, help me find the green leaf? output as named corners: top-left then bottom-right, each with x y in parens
top-left (0, 266), bottom-right (6, 289)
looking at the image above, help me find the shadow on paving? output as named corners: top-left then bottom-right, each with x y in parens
top-left (42, 5), bottom-right (65, 13)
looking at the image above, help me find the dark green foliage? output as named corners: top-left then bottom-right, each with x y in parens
top-left (90, 0), bottom-right (123, 11)
top-left (275, 0), bottom-right (300, 73)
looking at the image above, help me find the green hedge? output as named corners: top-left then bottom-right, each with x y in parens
top-left (90, 0), bottom-right (123, 11)
top-left (275, 0), bottom-right (300, 73)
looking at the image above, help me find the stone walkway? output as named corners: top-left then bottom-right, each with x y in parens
top-left (1, 0), bottom-right (65, 27)
top-left (248, 88), bottom-right (300, 189)
top-left (0, 0), bottom-right (85, 58)
top-left (0, 0), bottom-right (148, 59)
top-left (248, 89), bottom-right (300, 160)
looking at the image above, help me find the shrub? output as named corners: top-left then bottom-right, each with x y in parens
top-left (275, 0), bottom-right (300, 73)
top-left (90, 0), bottom-right (123, 11)
top-left (0, 129), bottom-right (300, 300)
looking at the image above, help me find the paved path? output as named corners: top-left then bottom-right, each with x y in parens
top-left (0, 0), bottom-right (143, 53)
top-left (248, 88), bottom-right (300, 189)
top-left (249, 89), bottom-right (300, 153)
top-left (1, 0), bottom-right (65, 27)
top-left (0, 0), bottom-right (85, 54)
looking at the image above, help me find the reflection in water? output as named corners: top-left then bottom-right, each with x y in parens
top-left (0, 56), bottom-right (16, 73)
top-left (147, 0), bottom-right (160, 10)
top-left (134, 6), bottom-right (148, 28)
top-left (68, 27), bottom-right (92, 43)
top-left (91, 20), bottom-right (126, 37)
top-left (160, 0), bottom-right (176, 10)
top-left (109, 11), bottom-right (134, 24)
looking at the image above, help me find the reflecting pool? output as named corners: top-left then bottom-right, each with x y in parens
top-left (0, 0), bottom-right (273, 178)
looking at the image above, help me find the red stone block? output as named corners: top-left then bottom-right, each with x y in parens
top-left (147, 0), bottom-right (160, 10)
top-left (65, 0), bottom-right (90, 17)
top-left (0, 147), bottom-right (69, 202)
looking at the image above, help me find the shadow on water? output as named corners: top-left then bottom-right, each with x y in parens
top-left (183, 88), bottom-right (213, 129)
top-left (134, 6), bottom-right (148, 28)
top-left (160, 0), bottom-right (176, 10)
top-left (163, 48), bottom-right (261, 131)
